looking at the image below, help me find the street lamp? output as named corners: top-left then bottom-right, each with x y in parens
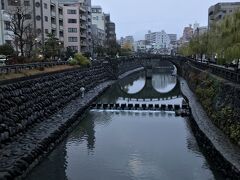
top-left (58, 42), bottom-right (62, 61)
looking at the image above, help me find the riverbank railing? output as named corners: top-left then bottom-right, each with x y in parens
top-left (0, 61), bottom-right (69, 74)
top-left (186, 58), bottom-right (240, 84)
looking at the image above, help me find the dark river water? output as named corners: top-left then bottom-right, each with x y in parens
top-left (25, 69), bottom-right (224, 180)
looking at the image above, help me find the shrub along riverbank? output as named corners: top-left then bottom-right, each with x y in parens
top-left (183, 63), bottom-right (240, 146)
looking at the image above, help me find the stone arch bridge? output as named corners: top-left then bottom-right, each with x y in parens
top-left (104, 55), bottom-right (187, 79)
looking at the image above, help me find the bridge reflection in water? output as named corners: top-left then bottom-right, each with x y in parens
top-left (99, 67), bottom-right (182, 106)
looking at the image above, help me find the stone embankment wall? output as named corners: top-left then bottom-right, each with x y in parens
top-left (182, 62), bottom-right (240, 146)
top-left (0, 63), bottom-right (110, 144)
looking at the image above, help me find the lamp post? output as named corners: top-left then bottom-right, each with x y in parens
top-left (58, 41), bottom-right (62, 61)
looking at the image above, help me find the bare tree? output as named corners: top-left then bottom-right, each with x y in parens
top-left (7, 5), bottom-right (37, 57)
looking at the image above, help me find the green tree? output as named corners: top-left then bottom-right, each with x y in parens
top-left (105, 39), bottom-right (120, 57)
top-left (44, 33), bottom-right (61, 60)
top-left (65, 47), bottom-right (76, 59)
top-left (0, 44), bottom-right (14, 56)
top-left (73, 53), bottom-right (91, 66)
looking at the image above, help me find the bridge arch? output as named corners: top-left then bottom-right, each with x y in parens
top-left (117, 69), bottom-right (181, 100)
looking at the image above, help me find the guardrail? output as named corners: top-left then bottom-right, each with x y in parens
top-left (187, 58), bottom-right (240, 84)
top-left (0, 61), bottom-right (69, 74)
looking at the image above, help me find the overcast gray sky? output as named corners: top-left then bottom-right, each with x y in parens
top-left (92, 0), bottom-right (237, 40)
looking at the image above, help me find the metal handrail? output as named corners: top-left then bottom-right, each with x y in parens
top-left (0, 61), bottom-right (69, 74)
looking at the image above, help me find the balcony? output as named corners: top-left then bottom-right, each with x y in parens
top-left (51, 23), bottom-right (56, 29)
top-left (79, 7), bottom-right (86, 13)
top-left (51, 11), bottom-right (56, 17)
top-left (80, 33), bottom-right (87, 39)
top-left (81, 41), bottom-right (87, 47)
top-left (59, 14), bottom-right (63, 19)
top-left (80, 15), bottom-right (87, 21)
top-left (80, 24), bottom-right (87, 30)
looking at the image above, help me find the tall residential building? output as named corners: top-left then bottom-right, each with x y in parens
top-left (2, 0), bottom-right (64, 45)
top-left (0, 10), bottom-right (13, 45)
top-left (120, 36), bottom-right (134, 49)
top-left (193, 22), bottom-right (200, 32)
top-left (167, 34), bottom-right (177, 45)
top-left (181, 25), bottom-right (193, 43)
top-left (92, 6), bottom-right (105, 31)
top-left (92, 24), bottom-right (105, 47)
top-left (208, 2), bottom-right (240, 27)
top-left (145, 30), bottom-right (170, 49)
top-left (62, 3), bottom-right (81, 52)
top-left (134, 40), bottom-right (147, 52)
top-left (104, 13), bottom-right (116, 44)
top-left (60, 0), bottom-right (92, 54)
top-left (193, 26), bottom-right (208, 37)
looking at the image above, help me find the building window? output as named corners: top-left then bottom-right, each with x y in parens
top-left (68, 37), bottom-right (78, 42)
top-left (68, 46), bottom-right (78, 51)
top-left (25, 14), bottom-right (31, 20)
top-left (37, 28), bottom-right (42, 34)
top-left (51, 17), bottom-right (56, 24)
top-left (59, 20), bottom-right (63, 26)
top-left (45, 29), bottom-right (49, 34)
top-left (59, 8), bottom-right (63, 15)
top-left (45, 16), bottom-right (48, 22)
top-left (36, 15), bottom-right (41, 21)
top-left (35, 2), bottom-right (40, 7)
top-left (59, 31), bottom-right (64, 37)
top-left (67, 9), bottom-right (77, 14)
top-left (4, 21), bottom-right (11, 30)
top-left (52, 29), bottom-right (56, 36)
top-left (24, 1), bottom-right (30, 6)
top-left (44, 3), bottom-right (47, 9)
top-left (68, 19), bottom-right (77, 23)
top-left (68, 28), bottom-right (77, 33)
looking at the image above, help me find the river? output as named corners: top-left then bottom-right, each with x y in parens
top-left (25, 69), bottom-right (224, 180)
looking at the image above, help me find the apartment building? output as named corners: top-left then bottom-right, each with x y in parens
top-left (120, 36), bottom-right (134, 49)
top-left (92, 24), bottom-right (105, 46)
top-left (181, 25), bottom-right (193, 43)
top-left (193, 26), bottom-right (208, 37)
top-left (60, 0), bottom-right (92, 54)
top-left (167, 34), bottom-right (177, 45)
top-left (92, 6), bottom-right (105, 31)
top-left (145, 30), bottom-right (170, 49)
top-left (2, 0), bottom-right (64, 45)
top-left (208, 2), bottom-right (240, 27)
top-left (0, 10), bottom-right (13, 45)
top-left (104, 13), bottom-right (116, 44)
top-left (134, 40), bottom-right (147, 52)
top-left (62, 4), bottom-right (81, 52)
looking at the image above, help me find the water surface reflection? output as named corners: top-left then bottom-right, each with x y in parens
top-left (25, 68), bottom-right (224, 180)
top-left (26, 112), bottom-right (223, 180)
top-left (152, 73), bottom-right (177, 93)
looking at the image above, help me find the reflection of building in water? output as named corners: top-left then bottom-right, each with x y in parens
top-left (152, 73), bottom-right (177, 93)
top-left (69, 116), bottom-right (96, 151)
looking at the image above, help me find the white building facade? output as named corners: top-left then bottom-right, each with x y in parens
top-left (2, 0), bottom-right (64, 45)
top-left (0, 10), bottom-right (13, 45)
top-left (92, 6), bottom-right (105, 31)
top-left (145, 30), bottom-right (171, 50)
